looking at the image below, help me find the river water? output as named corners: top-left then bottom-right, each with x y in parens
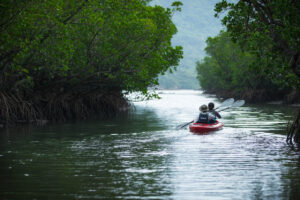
top-left (0, 90), bottom-right (299, 200)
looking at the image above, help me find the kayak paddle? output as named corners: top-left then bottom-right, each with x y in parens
top-left (176, 120), bottom-right (194, 129)
top-left (214, 98), bottom-right (234, 110)
top-left (217, 100), bottom-right (245, 112)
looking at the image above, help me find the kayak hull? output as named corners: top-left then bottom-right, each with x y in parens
top-left (189, 121), bottom-right (223, 133)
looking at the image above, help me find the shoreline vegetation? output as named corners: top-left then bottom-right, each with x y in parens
top-left (196, 32), bottom-right (300, 105)
top-left (202, 89), bottom-right (300, 105)
top-left (197, 0), bottom-right (300, 144)
top-left (0, 1), bottom-right (183, 128)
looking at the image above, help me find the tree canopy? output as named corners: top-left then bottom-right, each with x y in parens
top-left (196, 31), bottom-right (288, 102)
top-left (214, 0), bottom-right (300, 88)
top-left (0, 0), bottom-right (183, 123)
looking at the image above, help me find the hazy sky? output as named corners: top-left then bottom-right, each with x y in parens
top-left (151, 0), bottom-right (224, 68)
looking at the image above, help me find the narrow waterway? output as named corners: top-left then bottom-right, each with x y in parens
top-left (0, 90), bottom-right (299, 200)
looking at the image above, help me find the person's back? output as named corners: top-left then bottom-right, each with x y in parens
top-left (198, 112), bottom-right (209, 123)
top-left (208, 102), bottom-right (221, 119)
top-left (195, 104), bottom-right (215, 124)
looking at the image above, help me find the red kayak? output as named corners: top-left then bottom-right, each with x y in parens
top-left (189, 121), bottom-right (224, 133)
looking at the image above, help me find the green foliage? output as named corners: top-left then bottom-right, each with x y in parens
top-left (0, 0), bottom-right (183, 93)
top-left (0, 0), bottom-right (183, 122)
top-left (171, 1), bottom-right (183, 12)
top-left (196, 31), bottom-right (282, 93)
top-left (215, 0), bottom-right (300, 88)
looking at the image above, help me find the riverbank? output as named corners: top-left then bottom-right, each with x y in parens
top-left (0, 92), bottom-right (130, 128)
top-left (202, 88), bottom-right (300, 104)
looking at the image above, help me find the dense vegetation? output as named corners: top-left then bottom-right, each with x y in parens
top-left (196, 31), bottom-right (289, 102)
top-left (0, 0), bottom-right (183, 125)
top-left (197, 0), bottom-right (299, 143)
top-left (214, 0), bottom-right (300, 88)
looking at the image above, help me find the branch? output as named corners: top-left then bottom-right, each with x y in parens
top-left (2, 1), bottom-right (89, 75)
top-left (40, 0), bottom-right (88, 44)
top-left (242, 0), bottom-right (270, 25)
top-left (0, 4), bottom-right (26, 34)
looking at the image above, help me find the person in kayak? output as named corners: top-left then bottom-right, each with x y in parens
top-left (195, 104), bottom-right (216, 124)
top-left (208, 102), bottom-right (221, 119)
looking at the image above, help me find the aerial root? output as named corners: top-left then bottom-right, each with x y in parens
top-left (0, 92), bottom-right (39, 126)
top-left (286, 109), bottom-right (300, 148)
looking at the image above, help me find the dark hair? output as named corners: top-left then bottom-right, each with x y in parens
top-left (208, 102), bottom-right (214, 110)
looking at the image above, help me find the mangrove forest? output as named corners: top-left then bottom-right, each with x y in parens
top-left (0, 0), bottom-right (183, 126)
top-left (197, 0), bottom-right (300, 144)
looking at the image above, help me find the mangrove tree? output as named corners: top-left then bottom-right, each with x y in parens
top-left (0, 0), bottom-right (183, 125)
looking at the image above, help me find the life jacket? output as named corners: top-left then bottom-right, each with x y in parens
top-left (197, 113), bottom-right (209, 123)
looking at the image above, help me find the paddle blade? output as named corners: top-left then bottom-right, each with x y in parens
top-left (231, 100), bottom-right (245, 108)
top-left (215, 98), bottom-right (234, 109)
top-left (217, 100), bottom-right (245, 112)
top-left (221, 98), bottom-right (234, 106)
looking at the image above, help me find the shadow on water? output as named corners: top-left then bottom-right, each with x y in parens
top-left (222, 102), bottom-right (296, 135)
top-left (281, 156), bottom-right (300, 199)
top-left (0, 106), bottom-right (166, 142)
top-left (0, 107), bottom-right (174, 200)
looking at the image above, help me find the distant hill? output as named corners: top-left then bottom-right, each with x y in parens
top-left (151, 0), bottom-right (224, 89)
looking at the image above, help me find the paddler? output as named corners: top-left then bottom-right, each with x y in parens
top-left (195, 104), bottom-right (216, 124)
top-left (208, 102), bottom-right (221, 119)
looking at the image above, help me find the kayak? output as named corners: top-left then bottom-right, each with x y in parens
top-left (189, 121), bottom-right (224, 133)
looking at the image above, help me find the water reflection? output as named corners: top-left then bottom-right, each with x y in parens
top-left (69, 130), bottom-right (175, 199)
top-left (0, 90), bottom-right (299, 199)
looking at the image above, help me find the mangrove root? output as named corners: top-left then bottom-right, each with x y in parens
top-left (0, 91), bottom-right (129, 127)
top-left (286, 109), bottom-right (300, 146)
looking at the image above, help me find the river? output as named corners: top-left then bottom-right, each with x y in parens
top-left (0, 90), bottom-right (299, 200)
